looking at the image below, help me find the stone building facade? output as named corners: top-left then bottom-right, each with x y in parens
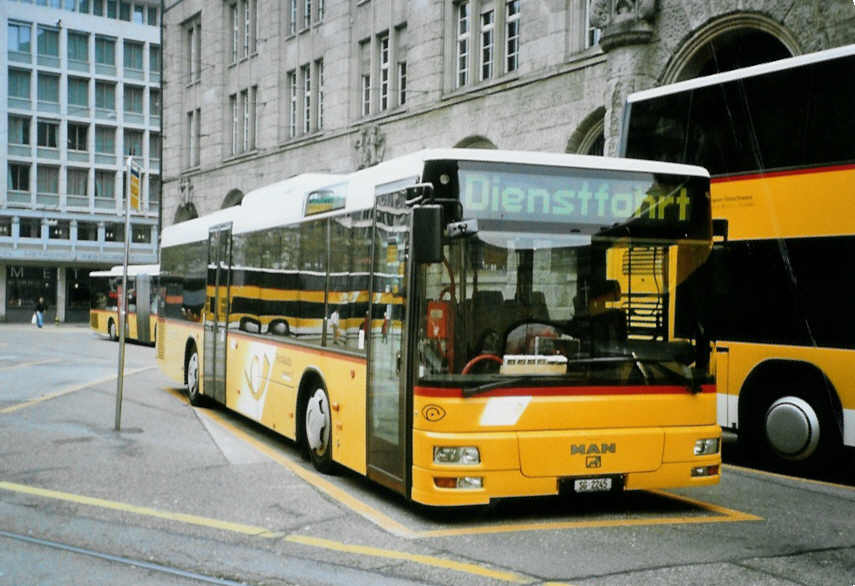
top-left (161, 0), bottom-right (855, 226)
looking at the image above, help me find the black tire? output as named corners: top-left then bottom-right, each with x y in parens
top-left (751, 385), bottom-right (842, 474)
top-left (304, 385), bottom-right (333, 473)
top-left (186, 345), bottom-right (204, 406)
top-left (108, 319), bottom-right (118, 341)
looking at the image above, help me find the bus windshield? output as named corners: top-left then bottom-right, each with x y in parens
top-left (417, 163), bottom-right (711, 389)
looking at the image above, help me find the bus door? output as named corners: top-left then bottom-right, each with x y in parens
top-left (203, 223), bottom-right (232, 404)
top-left (136, 274), bottom-right (152, 343)
top-left (366, 188), bottom-right (412, 495)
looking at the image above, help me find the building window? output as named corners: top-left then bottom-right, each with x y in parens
top-left (9, 69), bottom-right (30, 99)
top-left (186, 109), bottom-right (201, 167)
top-left (289, 0), bottom-right (297, 35)
top-left (0, 218), bottom-right (12, 237)
top-left (68, 31), bottom-right (89, 63)
top-left (243, 0), bottom-right (250, 57)
top-left (318, 0), bottom-right (324, 21)
top-left (37, 166), bottom-right (59, 195)
top-left (95, 126), bottom-right (115, 154)
top-left (119, 1), bottom-right (131, 21)
top-left (107, 0), bottom-right (117, 19)
top-left (505, 0), bottom-right (519, 73)
top-left (19, 218), bottom-right (41, 238)
top-left (9, 116), bottom-right (31, 145)
top-left (148, 6), bottom-right (158, 26)
top-left (230, 94), bottom-right (238, 155)
top-left (361, 75), bottom-right (371, 117)
top-left (288, 71), bottom-right (297, 138)
top-left (104, 222), bottom-right (124, 242)
top-left (241, 89), bottom-right (250, 151)
top-left (8, 22), bottom-right (32, 55)
top-left (95, 170), bottom-right (115, 199)
top-left (8, 164), bottom-right (30, 192)
top-left (124, 129), bottom-right (143, 157)
top-left (38, 73), bottom-right (60, 105)
top-left (149, 133), bottom-right (161, 161)
top-left (231, 4), bottom-right (239, 62)
top-left (379, 34), bottom-right (390, 111)
top-left (124, 41), bottom-right (143, 71)
top-left (37, 120), bottom-right (59, 148)
top-left (67, 168), bottom-right (89, 196)
top-left (95, 81), bottom-right (115, 111)
top-left (304, 0), bottom-right (311, 29)
top-left (585, 0), bottom-right (601, 48)
top-left (124, 85), bottom-right (144, 115)
top-left (37, 26), bottom-right (59, 59)
top-left (78, 222), bottom-right (98, 241)
top-left (398, 62), bottom-right (407, 105)
top-left (50, 220), bottom-right (71, 240)
top-left (68, 123), bottom-right (88, 151)
top-left (149, 89), bottom-right (161, 117)
top-left (68, 78), bottom-right (89, 107)
top-left (456, 2), bottom-right (470, 88)
top-left (95, 36), bottom-right (115, 65)
top-left (480, 9), bottom-right (494, 81)
top-left (186, 16), bottom-right (202, 83)
top-left (316, 61), bottom-right (324, 130)
top-left (132, 224), bottom-right (152, 243)
top-left (302, 64), bottom-right (311, 134)
top-left (133, 4), bottom-right (144, 25)
top-left (149, 45), bottom-right (161, 73)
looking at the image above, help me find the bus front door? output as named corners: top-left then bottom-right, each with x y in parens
top-left (203, 224), bottom-right (232, 404)
top-left (366, 190), bottom-right (411, 496)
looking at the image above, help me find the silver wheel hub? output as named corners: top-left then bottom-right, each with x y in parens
top-left (306, 389), bottom-right (329, 452)
top-left (187, 353), bottom-right (199, 393)
top-left (765, 396), bottom-right (820, 461)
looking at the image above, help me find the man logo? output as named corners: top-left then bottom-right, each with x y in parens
top-left (421, 404), bottom-right (446, 422)
top-left (586, 455), bottom-right (602, 468)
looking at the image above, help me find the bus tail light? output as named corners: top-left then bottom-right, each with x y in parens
top-left (691, 465), bottom-right (719, 478)
top-left (434, 476), bottom-right (483, 489)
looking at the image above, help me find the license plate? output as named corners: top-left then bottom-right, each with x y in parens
top-left (573, 477), bottom-right (612, 493)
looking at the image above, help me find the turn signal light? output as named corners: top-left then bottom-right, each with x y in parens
top-left (691, 465), bottom-right (720, 477)
top-left (434, 476), bottom-right (483, 489)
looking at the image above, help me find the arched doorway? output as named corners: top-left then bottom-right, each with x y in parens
top-left (663, 16), bottom-right (798, 83)
top-left (566, 107), bottom-right (606, 156)
top-left (221, 188), bottom-right (244, 209)
top-left (454, 136), bottom-right (497, 149)
top-left (173, 202), bottom-right (199, 223)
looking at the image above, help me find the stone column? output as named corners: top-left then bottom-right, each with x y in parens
top-left (590, 0), bottom-right (659, 155)
top-left (56, 267), bottom-right (67, 323)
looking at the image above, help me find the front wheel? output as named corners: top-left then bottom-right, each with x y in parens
top-left (305, 386), bottom-right (333, 473)
top-left (186, 346), bottom-right (204, 406)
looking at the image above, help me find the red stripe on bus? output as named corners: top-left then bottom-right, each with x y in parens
top-left (711, 162), bottom-right (855, 183)
top-left (414, 384), bottom-right (715, 398)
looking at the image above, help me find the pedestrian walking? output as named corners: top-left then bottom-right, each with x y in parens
top-left (34, 296), bottom-right (47, 328)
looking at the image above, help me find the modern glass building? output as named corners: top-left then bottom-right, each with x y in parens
top-left (1, 0), bottom-right (160, 322)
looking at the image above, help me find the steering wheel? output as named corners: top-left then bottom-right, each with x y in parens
top-left (462, 354), bottom-right (503, 374)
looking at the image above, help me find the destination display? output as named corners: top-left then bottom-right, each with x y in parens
top-left (459, 165), bottom-right (694, 228)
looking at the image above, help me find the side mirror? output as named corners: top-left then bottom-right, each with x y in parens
top-left (412, 205), bottom-right (443, 264)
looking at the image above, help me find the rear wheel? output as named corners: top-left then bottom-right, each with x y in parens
top-left (750, 385), bottom-right (841, 473)
top-left (305, 386), bottom-right (333, 473)
top-left (186, 345), bottom-right (204, 406)
top-left (108, 319), bottom-right (118, 341)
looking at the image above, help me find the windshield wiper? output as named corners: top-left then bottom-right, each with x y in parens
top-left (462, 377), bottom-right (527, 398)
top-left (565, 355), bottom-right (703, 393)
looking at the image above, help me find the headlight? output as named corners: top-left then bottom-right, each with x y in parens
top-left (693, 438), bottom-right (720, 456)
top-left (433, 446), bottom-right (481, 465)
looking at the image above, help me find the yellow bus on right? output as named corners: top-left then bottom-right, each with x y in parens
top-left (620, 44), bottom-right (855, 473)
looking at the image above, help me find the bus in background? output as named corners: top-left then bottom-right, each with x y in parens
top-left (157, 149), bottom-right (720, 506)
top-left (620, 44), bottom-right (855, 473)
top-left (90, 264), bottom-right (160, 345)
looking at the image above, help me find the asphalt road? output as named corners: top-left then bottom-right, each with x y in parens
top-left (1, 324), bottom-right (854, 585)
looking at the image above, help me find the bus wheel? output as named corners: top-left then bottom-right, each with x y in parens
top-left (758, 389), bottom-right (841, 471)
top-left (305, 386), bottom-right (333, 473)
top-left (186, 346), bottom-right (204, 406)
top-left (108, 319), bottom-right (118, 341)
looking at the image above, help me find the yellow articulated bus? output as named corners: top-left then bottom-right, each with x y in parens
top-left (156, 149), bottom-right (720, 506)
top-left (89, 264), bottom-right (160, 345)
top-left (621, 44), bottom-right (855, 473)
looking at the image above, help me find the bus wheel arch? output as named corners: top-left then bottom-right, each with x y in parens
top-left (738, 359), bottom-right (843, 468)
top-left (297, 370), bottom-right (334, 473)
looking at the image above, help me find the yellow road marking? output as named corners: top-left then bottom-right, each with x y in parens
top-left (0, 358), bottom-right (63, 371)
top-left (285, 534), bottom-right (533, 584)
top-left (199, 408), bottom-right (417, 539)
top-left (0, 481), bottom-right (283, 538)
top-left (0, 366), bottom-right (156, 414)
top-left (0, 480), bottom-right (546, 584)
